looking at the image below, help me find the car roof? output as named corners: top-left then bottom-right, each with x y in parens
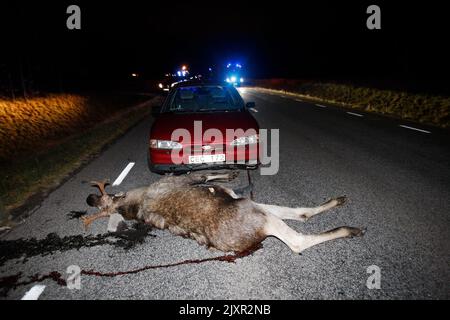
top-left (171, 79), bottom-right (230, 89)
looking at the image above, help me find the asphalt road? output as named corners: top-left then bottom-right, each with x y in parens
top-left (1, 88), bottom-right (449, 299)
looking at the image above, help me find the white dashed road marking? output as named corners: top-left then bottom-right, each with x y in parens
top-left (21, 285), bottom-right (46, 300)
top-left (255, 91), bottom-right (432, 135)
top-left (346, 111), bottom-right (364, 117)
top-left (399, 125), bottom-right (431, 134)
top-left (113, 162), bottom-right (135, 186)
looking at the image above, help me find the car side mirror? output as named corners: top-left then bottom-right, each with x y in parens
top-left (246, 101), bottom-right (256, 109)
top-left (151, 106), bottom-right (161, 117)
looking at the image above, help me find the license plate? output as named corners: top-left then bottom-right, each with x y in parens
top-left (188, 154), bottom-right (226, 164)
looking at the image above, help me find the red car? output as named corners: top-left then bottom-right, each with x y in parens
top-left (148, 81), bottom-right (259, 174)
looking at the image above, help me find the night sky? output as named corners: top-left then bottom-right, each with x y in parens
top-left (1, 0), bottom-right (449, 93)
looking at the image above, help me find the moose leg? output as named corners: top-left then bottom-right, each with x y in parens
top-left (185, 170), bottom-right (239, 183)
top-left (255, 196), bottom-right (346, 222)
top-left (205, 171), bottom-right (239, 182)
top-left (263, 213), bottom-right (364, 253)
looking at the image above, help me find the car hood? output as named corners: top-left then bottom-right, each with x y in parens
top-left (150, 111), bottom-right (259, 143)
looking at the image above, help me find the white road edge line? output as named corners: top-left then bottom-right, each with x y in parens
top-left (295, 99), bottom-right (303, 102)
top-left (113, 162), bottom-right (135, 186)
top-left (346, 111), bottom-right (364, 117)
top-left (21, 285), bottom-right (46, 300)
top-left (399, 125), bottom-right (431, 134)
top-left (315, 104), bottom-right (327, 108)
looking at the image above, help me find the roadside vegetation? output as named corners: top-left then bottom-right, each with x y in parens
top-left (0, 93), bottom-right (160, 223)
top-left (252, 79), bottom-right (450, 128)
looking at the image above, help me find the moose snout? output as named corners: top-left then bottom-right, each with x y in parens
top-left (86, 194), bottom-right (101, 207)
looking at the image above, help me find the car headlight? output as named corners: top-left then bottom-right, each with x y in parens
top-left (240, 77), bottom-right (244, 83)
top-left (231, 76), bottom-right (237, 83)
top-left (226, 78), bottom-right (230, 83)
top-left (150, 139), bottom-right (182, 149)
top-left (230, 134), bottom-right (259, 146)
top-left (158, 83), bottom-right (163, 88)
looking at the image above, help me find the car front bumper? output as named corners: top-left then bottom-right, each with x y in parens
top-left (148, 161), bottom-right (258, 174)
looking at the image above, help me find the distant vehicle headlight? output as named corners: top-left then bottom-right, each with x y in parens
top-left (150, 139), bottom-right (182, 149)
top-left (240, 77), bottom-right (244, 83)
top-left (230, 134), bottom-right (259, 146)
top-left (226, 77), bottom-right (230, 83)
top-left (158, 83), bottom-right (163, 88)
top-left (231, 76), bottom-right (237, 83)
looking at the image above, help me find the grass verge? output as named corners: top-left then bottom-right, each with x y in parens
top-left (0, 96), bottom-right (161, 224)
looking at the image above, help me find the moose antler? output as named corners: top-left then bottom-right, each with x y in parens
top-left (82, 179), bottom-right (112, 230)
top-left (90, 179), bottom-right (110, 196)
top-left (81, 209), bottom-right (111, 230)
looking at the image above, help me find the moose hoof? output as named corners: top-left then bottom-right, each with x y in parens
top-left (334, 196), bottom-right (347, 207)
top-left (227, 170), bottom-right (240, 180)
top-left (346, 227), bottom-right (366, 238)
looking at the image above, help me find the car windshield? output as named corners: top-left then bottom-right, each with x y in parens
top-left (164, 85), bottom-right (244, 113)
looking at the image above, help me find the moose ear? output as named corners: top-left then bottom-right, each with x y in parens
top-left (86, 194), bottom-right (101, 207)
top-left (112, 192), bottom-right (126, 201)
